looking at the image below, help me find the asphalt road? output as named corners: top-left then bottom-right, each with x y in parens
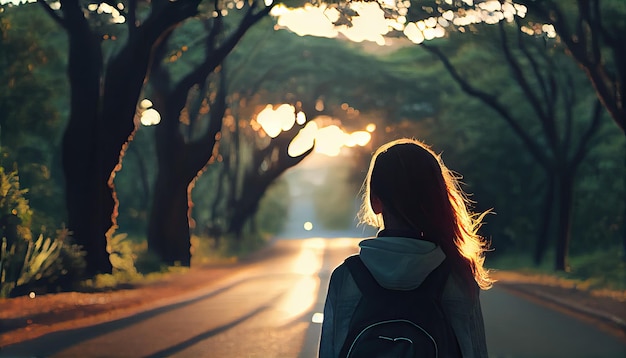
top-left (1, 238), bottom-right (625, 358)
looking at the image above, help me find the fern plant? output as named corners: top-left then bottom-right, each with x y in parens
top-left (0, 167), bottom-right (85, 297)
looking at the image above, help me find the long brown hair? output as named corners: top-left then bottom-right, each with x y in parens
top-left (359, 138), bottom-right (493, 291)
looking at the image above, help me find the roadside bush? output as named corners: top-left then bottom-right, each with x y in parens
top-left (0, 167), bottom-right (85, 297)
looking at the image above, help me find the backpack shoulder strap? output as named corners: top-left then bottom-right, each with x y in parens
top-left (344, 255), bottom-right (383, 296)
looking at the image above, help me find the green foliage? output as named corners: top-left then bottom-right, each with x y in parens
top-left (0, 167), bottom-right (32, 230)
top-left (107, 232), bottom-right (139, 275)
top-left (379, 20), bottom-right (623, 263)
top-left (17, 234), bottom-right (61, 285)
top-left (567, 250), bottom-right (626, 291)
top-left (114, 125), bottom-right (156, 236)
top-left (228, 18), bottom-right (427, 122)
top-left (570, 131), bottom-right (625, 253)
top-left (313, 160), bottom-right (360, 231)
top-left (489, 248), bottom-right (626, 291)
top-left (255, 178), bottom-right (290, 236)
top-left (0, 3), bottom-right (68, 230)
top-left (0, 168), bottom-right (85, 297)
top-left (84, 234), bottom-right (161, 289)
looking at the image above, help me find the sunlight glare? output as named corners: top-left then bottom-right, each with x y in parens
top-left (442, 10), bottom-right (454, 21)
top-left (404, 22), bottom-right (425, 44)
top-left (296, 111), bottom-right (307, 125)
top-left (289, 120), bottom-right (373, 157)
top-left (315, 125), bottom-right (349, 157)
top-left (140, 99), bottom-right (153, 109)
top-left (542, 24), bottom-right (557, 38)
top-left (340, 2), bottom-right (389, 44)
top-left (270, 0), bottom-right (531, 47)
top-left (256, 104), bottom-right (296, 138)
top-left (273, 4), bottom-right (339, 38)
top-left (478, 0), bottom-right (501, 12)
top-left (140, 108), bottom-right (161, 126)
top-left (312, 312), bottom-right (324, 323)
top-left (278, 276), bottom-right (319, 324)
top-left (92, 2), bottom-right (125, 24)
top-left (0, 0), bottom-right (35, 4)
top-left (346, 131), bottom-right (371, 147)
top-left (277, 238), bottom-right (326, 324)
top-left (304, 221), bottom-right (314, 231)
top-left (288, 121), bottom-right (318, 157)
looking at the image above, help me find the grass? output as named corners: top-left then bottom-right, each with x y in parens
top-left (80, 232), bottom-right (272, 291)
top-left (487, 248), bottom-right (626, 300)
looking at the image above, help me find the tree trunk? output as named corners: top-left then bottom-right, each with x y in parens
top-left (146, 62), bottom-right (224, 266)
top-left (623, 149), bottom-right (626, 262)
top-left (147, 165), bottom-right (192, 266)
top-left (61, 16), bottom-right (113, 276)
top-left (554, 173), bottom-right (574, 271)
top-left (62, 149), bottom-right (115, 276)
top-left (228, 177), bottom-right (268, 239)
top-left (38, 0), bottom-right (203, 276)
top-left (146, 85), bottom-right (193, 266)
top-left (533, 176), bottom-right (554, 265)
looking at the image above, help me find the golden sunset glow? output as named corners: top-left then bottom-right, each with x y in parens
top-left (257, 103), bottom-right (373, 158)
top-left (138, 98), bottom-right (160, 126)
top-left (345, 131), bottom-right (371, 147)
top-left (256, 104), bottom-right (297, 138)
top-left (272, 2), bottom-right (397, 45)
top-left (276, 238), bottom-right (326, 324)
top-left (272, 1), bottom-right (529, 46)
top-left (288, 121), bottom-right (318, 157)
top-left (140, 109), bottom-right (161, 126)
top-left (139, 99), bottom-right (153, 109)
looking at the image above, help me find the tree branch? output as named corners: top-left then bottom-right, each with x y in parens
top-left (513, 16), bottom-right (552, 105)
top-left (37, 0), bottom-right (67, 29)
top-left (570, 99), bottom-right (603, 167)
top-left (422, 42), bottom-right (551, 169)
top-left (528, 0), bottom-right (623, 132)
top-left (127, 0), bottom-right (137, 35)
top-left (498, 21), bottom-right (560, 150)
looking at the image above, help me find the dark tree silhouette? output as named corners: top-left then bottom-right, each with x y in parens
top-left (422, 20), bottom-right (603, 270)
top-left (35, 0), bottom-right (275, 273)
top-left (146, 3), bottom-right (274, 266)
top-left (516, 0), bottom-right (625, 133)
top-left (37, 0), bottom-right (203, 275)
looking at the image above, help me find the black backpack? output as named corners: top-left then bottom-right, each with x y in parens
top-left (339, 255), bottom-right (461, 358)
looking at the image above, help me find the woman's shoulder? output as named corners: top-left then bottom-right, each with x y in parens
top-left (328, 258), bottom-right (361, 300)
top-left (442, 271), bottom-right (479, 302)
top-left (329, 260), bottom-right (351, 285)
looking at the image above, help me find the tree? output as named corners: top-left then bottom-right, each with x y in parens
top-left (516, 0), bottom-right (625, 133)
top-left (0, 4), bottom-right (67, 230)
top-left (317, 0), bottom-right (623, 268)
top-left (516, 0), bottom-right (626, 261)
top-left (210, 25), bottom-right (431, 239)
top-left (33, 0), bottom-right (277, 275)
top-left (143, 4), bottom-right (274, 266)
top-left (421, 21), bottom-right (603, 270)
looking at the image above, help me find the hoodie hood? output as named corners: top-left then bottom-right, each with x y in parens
top-left (358, 236), bottom-right (445, 290)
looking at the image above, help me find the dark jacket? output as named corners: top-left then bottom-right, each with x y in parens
top-left (319, 236), bottom-right (489, 357)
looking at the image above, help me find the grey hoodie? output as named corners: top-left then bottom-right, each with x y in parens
top-left (360, 236), bottom-right (446, 290)
top-left (319, 236), bottom-right (488, 358)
